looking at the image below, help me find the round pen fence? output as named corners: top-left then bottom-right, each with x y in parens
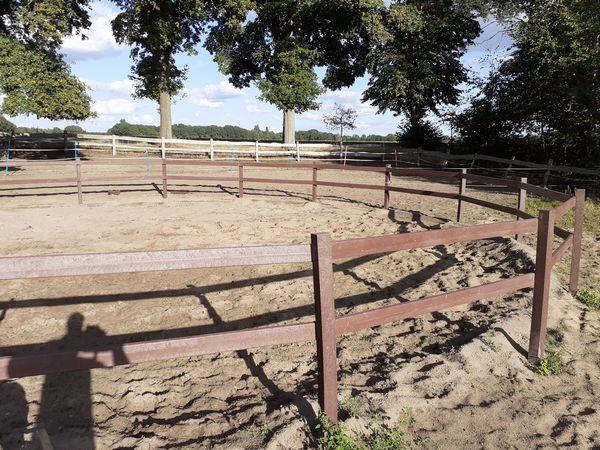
top-left (0, 158), bottom-right (585, 424)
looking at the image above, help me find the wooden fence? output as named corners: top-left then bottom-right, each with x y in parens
top-left (3, 132), bottom-right (599, 180)
top-left (0, 161), bottom-right (585, 424)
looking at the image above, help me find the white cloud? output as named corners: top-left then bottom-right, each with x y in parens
top-left (185, 81), bottom-right (244, 108)
top-left (82, 78), bottom-right (136, 96)
top-left (323, 90), bottom-right (363, 102)
top-left (93, 98), bottom-right (138, 115)
top-left (244, 101), bottom-right (273, 114)
top-left (62, 5), bottom-right (126, 61)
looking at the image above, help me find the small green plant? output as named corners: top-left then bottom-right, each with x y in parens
top-left (577, 288), bottom-right (600, 311)
top-left (315, 409), bottom-right (420, 450)
top-left (246, 423), bottom-right (270, 439)
top-left (481, 337), bottom-right (501, 352)
top-left (316, 414), bottom-right (362, 450)
top-left (367, 424), bottom-right (413, 450)
top-left (341, 394), bottom-right (369, 419)
top-left (536, 350), bottom-right (564, 376)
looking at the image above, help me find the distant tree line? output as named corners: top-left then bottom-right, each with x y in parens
top-left (107, 119), bottom-right (395, 142)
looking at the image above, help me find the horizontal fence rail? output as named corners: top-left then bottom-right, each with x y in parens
top-left (0, 244), bottom-right (312, 280)
top-left (0, 157), bottom-right (585, 425)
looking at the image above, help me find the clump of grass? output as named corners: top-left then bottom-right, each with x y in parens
top-left (341, 394), bottom-right (369, 419)
top-left (536, 350), bottom-right (564, 376)
top-left (246, 423), bottom-right (270, 439)
top-left (481, 336), bottom-right (502, 352)
top-left (577, 288), bottom-right (600, 310)
top-left (316, 409), bottom-right (420, 450)
top-left (525, 196), bottom-right (600, 235)
top-left (316, 415), bottom-right (362, 450)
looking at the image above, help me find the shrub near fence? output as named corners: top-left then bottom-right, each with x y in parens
top-left (0, 161), bottom-right (584, 424)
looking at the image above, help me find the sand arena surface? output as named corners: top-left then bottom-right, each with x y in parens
top-left (0, 164), bottom-right (598, 449)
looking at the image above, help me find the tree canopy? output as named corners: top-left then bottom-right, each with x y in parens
top-left (363, 0), bottom-right (480, 146)
top-left (454, 0), bottom-right (600, 165)
top-left (206, 0), bottom-right (385, 141)
top-left (0, 0), bottom-right (94, 120)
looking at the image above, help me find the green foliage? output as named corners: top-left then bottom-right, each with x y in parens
top-left (206, 0), bottom-right (384, 113)
top-left (524, 196), bottom-right (600, 236)
top-left (64, 125), bottom-right (86, 134)
top-left (246, 422), bottom-right (271, 439)
top-left (107, 119), bottom-right (394, 141)
top-left (256, 47), bottom-right (324, 113)
top-left (315, 410), bottom-right (419, 450)
top-left (397, 120), bottom-right (444, 150)
top-left (316, 415), bottom-right (362, 450)
top-left (454, 0), bottom-right (600, 166)
top-left (341, 394), bottom-right (369, 419)
top-left (577, 289), bottom-right (600, 311)
top-left (0, 1), bottom-right (94, 119)
top-left (536, 350), bottom-right (564, 376)
top-left (364, 0), bottom-right (480, 148)
top-left (112, 0), bottom-right (209, 100)
top-left (0, 115), bottom-right (16, 134)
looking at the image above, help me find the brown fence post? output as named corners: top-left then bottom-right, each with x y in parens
top-left (516, 177), bottom-right (528, 242)
top-left (310, 233), bottom-right (338, 423)
top-left (161, 158), bottom-right (168, 198)
top-left (238, 163), bottom-right (244, 197)
top-left (312, 165), bottom-right (318, 202)
top-left (528, 209), bottom-right (555, 362)
top-left (75, 157), bottom-right (83, 205)
top-left (456, 168), bottom-right (467, 222)
top-left (569, 189), bottom-right (585, 293)
top-left (383, 165), bottom-right (391, 209)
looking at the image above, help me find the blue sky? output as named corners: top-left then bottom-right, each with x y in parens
top-left (8, 1), bottom-right (511, 136)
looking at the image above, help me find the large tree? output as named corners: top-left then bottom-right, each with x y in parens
top-left (206, 0), bottom-right (384, 143)
top-left (0, 0), bottom-right (94, 120)
top-left (112, 0), bottom-right (209, 138)
top-left (363, 0), bottom-right (480, 147)
top-left (455, 0), bottom-right (600, 165)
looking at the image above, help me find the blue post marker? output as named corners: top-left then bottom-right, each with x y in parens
top-left (73, 141), bottom-right (78, 159)
top-left (4, 140), bottom-right (10, 176)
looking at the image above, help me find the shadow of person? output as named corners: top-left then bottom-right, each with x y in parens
top-left (35, 313), bottom-right (103, 450)
top-left (0, 380), bottom-right (28, 449)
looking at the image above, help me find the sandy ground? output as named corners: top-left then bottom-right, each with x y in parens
top-left (0, 163), bottom-right (599, 449)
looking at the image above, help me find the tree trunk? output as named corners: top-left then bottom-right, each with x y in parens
top-left (159, 90), bottom-right (173, 139)
top-left (283, 109), bottom-right (295, 144)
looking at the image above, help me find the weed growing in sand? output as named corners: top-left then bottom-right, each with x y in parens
top-left (481, 337), bottom-right (501, 352)
top-left (316, 415), bottom-right (362, 450)
top-left (536, 350), bottom-right (564, 376)
top-left (316, 410), bottom-right (420, 450)
top-left (246, 423), bottom-right (270, 439)
top-left (577, 288), bottom-right (600, 311)
top-left (341, 394), bottom-right (369, 419)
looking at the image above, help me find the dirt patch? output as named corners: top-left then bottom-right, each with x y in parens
top-left (0, 165), bottom-right (598, 449)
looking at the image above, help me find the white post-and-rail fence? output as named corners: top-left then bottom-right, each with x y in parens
top-left (73, 134), bottom-right (389, 163)
top-left (3, 132), bottom-right (599, 180)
